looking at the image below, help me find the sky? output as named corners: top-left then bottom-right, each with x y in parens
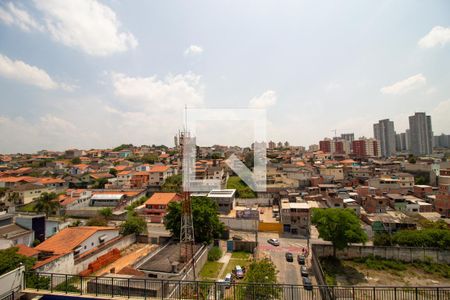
top-left (0, 0), bottom-right (449, 153)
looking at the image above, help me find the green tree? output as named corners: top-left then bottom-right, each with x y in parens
top-left (94, 177), bottom-right (108, 188)
top-left (109, 168), bottom-right (118, 177)
top-left (207, 246), bottom-right (222, 261)
top-left (33, 192), bottom-right (60, 216)
top-left (71, 157), bottom-right (81, 164)
top-left (7, 191), bottom-right (21, 205)
top-left (99, 207), bottom-right (113, 219)
top-left (244, 258), bottom-right (279, 300)
top-left (161, 174), bottom-right (182, 193)
top-left (120, 213), bottom-right (147, 235)
top-left (113, 144), bottom-right (133, 151)
top-left (392, 228), bottom-right (450, 249)
top-left (142, 153), bottom-right (159, 164)
top-left (311, 208), bottom-right (368, 256)
top-left (164, 196), bottom-right (224, 244)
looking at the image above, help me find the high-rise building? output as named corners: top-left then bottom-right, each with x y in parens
top-left (373, 119), bottom-right (396, 157)
top-left (395, 132), bottom-right (409, 152)
top-left (409, 112), bottom-right (433, 155)
top-left (340, 133), bottom-right (355, 143)
top-left (434, 134), bottom-right (450, 148)
top-left (319, 138), bottom-right (350, 155)
top-left (352, 138), bottom-right (380, 157)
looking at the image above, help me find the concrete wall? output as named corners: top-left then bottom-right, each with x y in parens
top-left (313, 244), bottom-right (450, 264)
top-left (235, 198), bottom-right (272, 207)
top-left (0, 266), bottom-right (25, 299)
top-left (219, 217), bottom-right (257, 231)
top-left (77, 229), bottom-right (119, 256)
top-left (74, 234), bottom-right (136, 274)
top-left (36, 253), bottom-right (74, 274)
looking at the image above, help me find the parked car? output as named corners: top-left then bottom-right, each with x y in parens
top-left (235, 265), bottom-right (244, 279)
top-left (297, 254), bottom-right (305, 265)
top-left (300, 266), bottom-right (309, 277)
top-left (267, 238), bottom-right (280, 246)
top-left (232, 235), bottom-right (243, 241)
top-left (302, 276), bottom-right (313, 291)
top-left (224, 273), bottom-right (232, 288)
top-left (285, 252), bottom-right (294, 262)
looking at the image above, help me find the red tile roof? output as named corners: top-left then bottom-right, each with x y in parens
top-left (149, 165), bottom-right (171, 173)
top-left (35, 226), bottom-right (117, 255)
top-left (16, 244), bottom-right (40, 257)
top-left (145, 193), bottom-right (181, 206)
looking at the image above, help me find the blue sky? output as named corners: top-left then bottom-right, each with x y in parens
top-left (0, 0), bottom-right (449, 153)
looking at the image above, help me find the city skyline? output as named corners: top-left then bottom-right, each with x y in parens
top-left (1, 0), bottom-right (450, 153)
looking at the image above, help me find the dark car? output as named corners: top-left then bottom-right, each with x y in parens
top-left (302, 276), bottom-right (313, 291)
top-left (300, 266), bottom-right (309, 277)
top-left (267, 238), bottom-right (280, 246)
top-left (232, 235), bottom-right (243, 241)
top-left (297, 254), bottom-right (306, 265)
top-left (285, 252), bottom-right (293, 262)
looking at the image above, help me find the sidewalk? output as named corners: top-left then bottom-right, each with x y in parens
top-left (217, 252), bottom-right (232, 279)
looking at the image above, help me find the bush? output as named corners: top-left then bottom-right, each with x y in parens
top-left (392, 228), bottom-right (450, 249)
top-left (208, 246), bottom-right (222, 261)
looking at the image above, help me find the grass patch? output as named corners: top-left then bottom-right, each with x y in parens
top-left (353, 255), bottom-right (407, 271)
top-left (411, 260), bottom-right (450, 278)
top-left (231, 251), bottom-right (251, 260)
top-left (199, 261), bottom-right (224, 280)
top-left (17, 202), bottom-right (36, 212)
top-left (226, 176), bottom-right (256, 198)
top-left (223, 259), bottom-right (250, 276)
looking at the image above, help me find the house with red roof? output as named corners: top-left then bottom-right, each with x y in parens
top-left (149, 165), bottom-right (174, 186)
top-left (144, 193), bottom-right (181, 223)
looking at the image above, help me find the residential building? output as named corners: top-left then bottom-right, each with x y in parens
top-left (149, 165), bottom-right (174, 186)
top-left (144, 193), bottom-right (182, 223)
top-left (409, 112), bottom-right (433, 155)
top-left (396, 132), bottom-right (409, 152)
top-left (373, 119), bottom-right (396, 157)
top-left (9, 183), bottom-right (52, 205)
top-left (0, 213), bottom-right (34, 249)
top-left (280, 199), bottom-right (310, 235)
top-left (352, 138), bottom-right (380, 157)
top-left (434, 134), bottom-right (450, 148)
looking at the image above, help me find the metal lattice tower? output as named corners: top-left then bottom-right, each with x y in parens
top-left (179, 129), bottom-right (196, 279)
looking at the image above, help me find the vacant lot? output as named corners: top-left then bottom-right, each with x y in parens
top-left (320, 256), bottom-right (450, 287)
top-left (222, 252), bottom-right (252, 277)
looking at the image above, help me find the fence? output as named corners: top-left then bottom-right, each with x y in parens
top-left (23, 272), bottom-right (450, 300)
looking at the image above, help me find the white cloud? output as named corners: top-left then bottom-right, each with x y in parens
top-left (418, 26), bottom-right (450, 48)
top-left (0, 2), bottom-right (43, 32)
top-left (34, 0), bottom-right (138, 56)
top-left (380, 73), bottom-right (426, 95)
top-left (249, 90), bottom-right (277, 109)
top-left (432, 99), bottom-right (450, 134)
top-left (111, 72), bottom-right (204, 111)
top-left (184, 45), bottom-right (204, 56)
top-left (0, 53), bottom-right (72, 91)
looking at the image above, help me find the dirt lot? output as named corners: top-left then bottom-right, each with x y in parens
top-left (321, 257), bottom-right (450, 287)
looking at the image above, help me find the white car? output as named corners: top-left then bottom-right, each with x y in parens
top-left (235, 265), bottom-right (244, 279)
top-left (267, 238), bottom-right (280, 246)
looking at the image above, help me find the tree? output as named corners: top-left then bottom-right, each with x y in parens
top-left (164, 196), bottom-right (224, 244)
top-left (207, 246), bottom-right (222, 261)
top-left (71, 157), bottom-right (81, 164)
top-left (7, 192), bottom-right (21, 205)
top-left (109, 168), bottom-right (118, 177)
top-left (392, 228), bottom-right (450, 249)
top-left (142, 153), bottom-right (159, 164)
top-left (99, 207), bottom-right (113, 219)
top-left (161, 174), bottom-right (182, 193)
top-left (311, 208), bottom-right (368, 256)
top-left (33, 192), bottom-right (60, 216)
top-left (94, 178), bottom-right (108, 189)
top-left (120, 213), bottom-right (147, 235)
top-left (244, 258), bottom-right (280, 300)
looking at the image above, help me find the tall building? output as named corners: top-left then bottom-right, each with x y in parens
top-left (340, 133), bottom-right (355, 143)
top-left (395, 132), bottom-right (409, 152)
top-left (409, 112), bottom-right (433, 155)
top-left (373, 119), bottom-right (396, 157)
top-left (352, 138), bottom-right (380, 157)
top-left (319, 138), bottom-right (350, 155)
top-left (434, 134), bottom-right (450, 148)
